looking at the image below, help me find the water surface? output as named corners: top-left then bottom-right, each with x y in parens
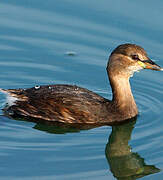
top-left (0, 0), bottom-right (163, 179)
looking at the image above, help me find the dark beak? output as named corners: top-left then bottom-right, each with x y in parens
top-left (139, 59), bottom-right (162, 71)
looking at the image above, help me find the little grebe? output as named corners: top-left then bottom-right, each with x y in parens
top-left (0, 44), bottom-right (162, 123)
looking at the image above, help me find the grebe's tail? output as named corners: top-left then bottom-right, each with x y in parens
top-left (0, 88), bottom-right (22, 96)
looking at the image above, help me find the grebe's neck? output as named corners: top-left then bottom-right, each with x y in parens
top-left (108, 72), bottom-right (138, 118)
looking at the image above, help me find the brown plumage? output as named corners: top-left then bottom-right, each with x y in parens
top-left (0, 44), bottom-right (162, 124)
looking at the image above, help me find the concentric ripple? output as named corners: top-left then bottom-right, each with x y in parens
top-left (0, 1), bottom-right (163, 180)
top-left (135, 78), bottom-right (163, 115)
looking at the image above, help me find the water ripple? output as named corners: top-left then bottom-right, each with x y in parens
top-left (0, 1), bottom-right (163, 179)
top-left (0, 61), bottom-right (67, 72)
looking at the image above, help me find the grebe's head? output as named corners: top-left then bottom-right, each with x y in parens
top-left (107, 43), bottom-right (162, 77)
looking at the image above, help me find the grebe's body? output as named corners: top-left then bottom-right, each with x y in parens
top-left (1, 84), bottom-right (136, 123)
top-left (1, 85), bottom-right (112, 123)
top-left (1, 44), bottom-right (162, 123)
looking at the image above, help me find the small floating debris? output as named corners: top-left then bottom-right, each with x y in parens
top-left (35, 85), bottom-right (40, 89)
top-left (65, 51), bottom-right (77, 56)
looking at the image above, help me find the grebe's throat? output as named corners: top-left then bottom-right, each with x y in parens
top-left (109, 73), bottom-right (138, 118)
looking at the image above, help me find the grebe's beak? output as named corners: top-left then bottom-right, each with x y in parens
top-left (138, 59), bottom-right (163, 71)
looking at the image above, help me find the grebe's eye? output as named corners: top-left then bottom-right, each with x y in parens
top-left (131, 54), bottom-right (139, 60)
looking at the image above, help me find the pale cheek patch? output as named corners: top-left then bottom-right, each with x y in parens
top-left (128, 66), bottom-right (143, 77)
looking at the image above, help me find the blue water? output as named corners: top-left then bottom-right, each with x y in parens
top-left (0, 0), bottom-right (163, 179)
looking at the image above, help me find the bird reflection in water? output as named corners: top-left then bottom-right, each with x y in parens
top-left (27, 117), bottom-right (160, 179)
top-left (105, 118), bottom-right (160, 179)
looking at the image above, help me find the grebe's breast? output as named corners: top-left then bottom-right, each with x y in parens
top-left (3, 85), bottom-right (112, 123)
